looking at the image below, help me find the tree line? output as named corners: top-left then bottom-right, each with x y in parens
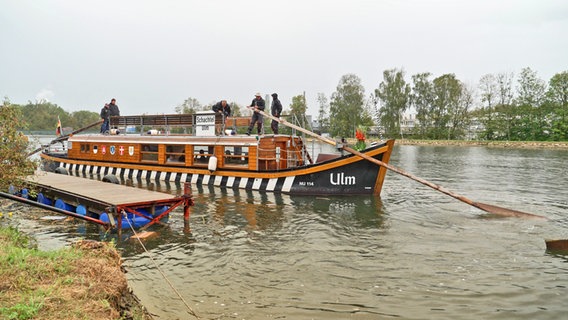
top-left (313, 67), bottom-right (567, 141)
top-left (368, 67), bottom-right (568, 141)
top-left (5, 66), bottom-right (567, 141)
top-left (3, 97), bottom-right (100, 133)
top-left (176, 67), bottom-right (568, 141)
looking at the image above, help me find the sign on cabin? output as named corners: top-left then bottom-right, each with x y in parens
top-left (195, 111), bottom-right (216, 136)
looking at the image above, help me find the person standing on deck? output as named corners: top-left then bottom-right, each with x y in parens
top-left (100, 103), bottom-right (110, 134)
top-left (212, 100), bottom-right (231, 135)
top-left (246, 93), bottom-right (265, 135)
top-left (108, 98), bottom-right (120, 117)
top-left (270, 93), bottom-right (282, 134)
top-left (107, 98), bottom-right (120, 133)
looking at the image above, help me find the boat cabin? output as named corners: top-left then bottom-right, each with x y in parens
top-left (66, 113), bottom-right (313, 172)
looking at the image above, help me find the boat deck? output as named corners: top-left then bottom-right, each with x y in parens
top-left (28, 171), bottom-right (175, 205)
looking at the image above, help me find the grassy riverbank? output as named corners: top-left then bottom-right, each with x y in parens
top-left (0, 226), bottom-right (151, 320)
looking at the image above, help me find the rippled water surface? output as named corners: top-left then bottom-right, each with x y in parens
top-left (6, 140), bottom-right (568, 319)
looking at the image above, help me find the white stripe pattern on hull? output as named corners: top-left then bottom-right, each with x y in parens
top-left (61, 163), bottom-right (296, 193)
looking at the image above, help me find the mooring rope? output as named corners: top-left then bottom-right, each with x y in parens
top-left (123, 210), bottom-right (201, 319)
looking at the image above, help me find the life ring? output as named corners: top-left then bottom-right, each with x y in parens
top-left (55, 167), bottom-right (69, 175)
top-left (102, 174), bottom-right (120, 184)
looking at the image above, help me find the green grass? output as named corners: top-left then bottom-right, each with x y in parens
top-left (0, 297), bottom-right (43, 320)
top-left (0, 225), bottom-right (151, 319)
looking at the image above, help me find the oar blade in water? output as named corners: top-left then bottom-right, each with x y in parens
top-left (473, 202), bottom-right (547, 220)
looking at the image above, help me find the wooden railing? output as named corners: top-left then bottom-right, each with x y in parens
top-left (110, 114), bottom-right (252, 132)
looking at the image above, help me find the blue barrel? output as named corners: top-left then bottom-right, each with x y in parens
top-left (75, 205), bottom-right (87, 216)
top-left (37, 193), bottom-right (52, 205)
top-left (139, 205), bottom-right (170, 223)
top-left (99, 212), bottom-right (151, 229)
top-left (54, 199), bottom-right (75, 212)
top-left (99, 212), bottom-right (110, 223)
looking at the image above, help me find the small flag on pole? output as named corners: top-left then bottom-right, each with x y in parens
top-left (56, 116), bottom-right (63, 137)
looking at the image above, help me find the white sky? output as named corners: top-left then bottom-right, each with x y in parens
top-left (1, 0), bottom-right (567, 116)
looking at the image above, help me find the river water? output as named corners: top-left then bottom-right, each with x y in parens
top-left (5, 137), bottom-right (568, 319)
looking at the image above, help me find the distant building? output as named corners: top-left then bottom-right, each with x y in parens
top-left (401, 113), bottom-right (416, 134)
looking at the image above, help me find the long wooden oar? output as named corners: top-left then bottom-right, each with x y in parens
top-left (27, 119), bottom-right (103, 157)
top-left (254, 109), bottom-right (546, 220)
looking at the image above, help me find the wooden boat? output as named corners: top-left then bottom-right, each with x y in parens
top-left (39, 113), bottom-right (395, 195)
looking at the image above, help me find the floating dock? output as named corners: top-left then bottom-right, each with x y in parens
top-left (14, 171), bottom-right (194, 232)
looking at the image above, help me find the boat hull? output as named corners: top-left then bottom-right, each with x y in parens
top-left (41, 140), bottom-right (394, 195)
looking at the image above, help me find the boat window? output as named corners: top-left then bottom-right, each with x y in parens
top-left (141, 144), bottom-right (158, 162)
top-left (80, 144), bottom-right (90, 153)
top-left (223, 146), bottom-right (249, 166)
top-left (166, 145), bottom-right (185, 164)
top-left (193, 145), bottom-right (212, 165)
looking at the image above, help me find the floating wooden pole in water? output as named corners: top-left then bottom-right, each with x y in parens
top-left (545, 239), bottom-right (568, 252)
top-left (130, 231), bottom-right (158, 240)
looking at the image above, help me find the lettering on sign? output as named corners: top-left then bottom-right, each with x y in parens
top-left (196, 115), bottom-right (215, 125)
top-left (196, 113), bottom-right (216, 136)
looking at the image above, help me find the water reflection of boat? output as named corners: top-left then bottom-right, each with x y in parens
top-left (39, 113), bottom-right (395, 195)
top-left (290, 195), bottom-right (386, 228)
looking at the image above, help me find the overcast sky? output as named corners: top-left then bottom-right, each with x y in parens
top-left (1, 0), bottom-right (567, 116)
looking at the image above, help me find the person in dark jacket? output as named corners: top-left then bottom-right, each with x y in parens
top-left (212, 100), bottom-right (231, 118)
top-left (212, 100), bottom-right (231, 135)
top-left (100, 103), bottom-right (110, 134)
top-left (108, 98), bottom-right (120, 117)
top-left (246, 93), bottom-right (265, 135)
top-left (106, 98), bottom-right (120, 133)
top-left (270, 93), bottom-right (283, 134)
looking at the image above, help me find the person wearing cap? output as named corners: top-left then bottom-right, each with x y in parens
top-left (270, 93), bottom-right (283, 134)
top-left (246, 93), bottom-right (266, 135)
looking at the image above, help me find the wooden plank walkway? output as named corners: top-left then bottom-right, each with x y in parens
top-left (28, 171), bottom-right (175, 205)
